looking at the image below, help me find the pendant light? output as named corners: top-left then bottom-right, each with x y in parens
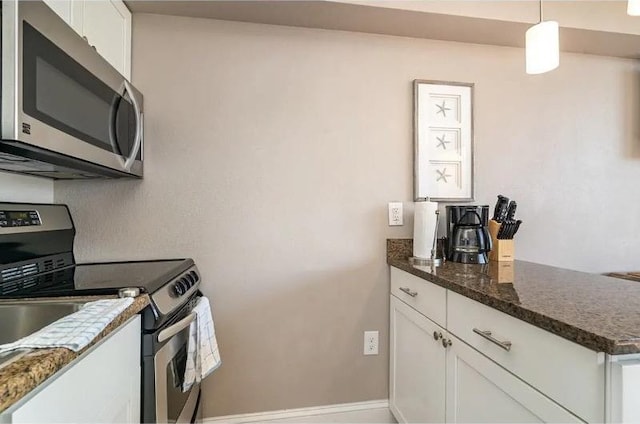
top-left (525, 0), bottom-right (559, 74)
top-left (629, 0), bottom-right (640, 16)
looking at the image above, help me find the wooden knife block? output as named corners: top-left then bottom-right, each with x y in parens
top-left (488, 220), bottom-right (514, 262)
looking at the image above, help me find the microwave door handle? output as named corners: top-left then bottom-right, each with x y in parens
top-left (122, 80), bottom-right (142, 171)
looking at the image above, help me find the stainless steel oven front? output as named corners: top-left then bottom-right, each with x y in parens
top-left (143, 295), bottom-right (202, 423)
top-left (0, 0), bottom-right (143, 178)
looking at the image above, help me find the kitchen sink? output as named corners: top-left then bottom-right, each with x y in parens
top-left (0, 301), bottom-right (86, 345)
top-left (0, 301), bottom-right (86, 368)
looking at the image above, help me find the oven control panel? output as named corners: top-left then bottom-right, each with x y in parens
top-left (0, 210), bottom-right (41, 228)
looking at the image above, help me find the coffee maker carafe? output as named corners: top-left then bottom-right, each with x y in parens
top-left (446, 205), bottom-right (492, 264)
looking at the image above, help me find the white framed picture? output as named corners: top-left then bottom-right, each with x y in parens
top-left (414, 80), bottom-right (474, 201)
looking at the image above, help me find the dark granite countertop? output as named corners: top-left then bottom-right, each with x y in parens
top-left (387, 239), bottom-right (640, 355)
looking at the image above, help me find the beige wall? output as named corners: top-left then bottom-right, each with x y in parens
top-left (55, 14), bottom-right (640, 417)
top-left (0, 172), bottom-right (53, 203)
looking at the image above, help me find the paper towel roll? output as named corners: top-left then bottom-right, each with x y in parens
top-left (413, 201), bottom-right (439, 259)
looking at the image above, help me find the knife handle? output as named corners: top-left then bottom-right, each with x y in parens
top-left (506, 201), bottom-right (517, 221)
top-left (497, 197), bottom-right (509, 223)
top-left (493, 195), bottom-right (506, 221)
top-left (512, 220), bottom-right (522, 238)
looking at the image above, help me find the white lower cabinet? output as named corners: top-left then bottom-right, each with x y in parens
top-left (389, 267), bottom-right (591, 424)
top-left (445, 333), bottom-right (581, 423)
top-left (4, 315), bottom-right (141, 423)
top-left (390, 296), bottom-right (446, 423)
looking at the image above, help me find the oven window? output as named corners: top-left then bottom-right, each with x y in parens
top-left (166, 343), bottom-right (191, 423)
top-left (22, 22), bottom-right (135, 158)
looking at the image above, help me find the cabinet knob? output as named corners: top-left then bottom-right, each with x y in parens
top-left (442, 338), bottom-right (452, 348)
top-left (433, 331), bottom-right (443, 341)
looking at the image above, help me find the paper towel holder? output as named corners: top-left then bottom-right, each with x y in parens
top-left (410, 209), bottom-right (443, 267)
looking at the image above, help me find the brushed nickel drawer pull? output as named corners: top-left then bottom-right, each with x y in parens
top-left (473, 328), bottom-right (512, 351)
top-left (433, 331), bottom-right (443, 341)
top-left (399, 287), bottom-right (418, 297)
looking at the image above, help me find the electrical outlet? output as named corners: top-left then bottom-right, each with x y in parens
top-left (364, 330), bottom-right (379, 355)
top-left (388, 202), bottom-right (403, 226)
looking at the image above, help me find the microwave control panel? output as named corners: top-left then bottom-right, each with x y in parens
top-left (0, 210), bottom-right (41, 228)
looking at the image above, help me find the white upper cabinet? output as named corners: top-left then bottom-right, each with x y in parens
top-left (41, 0), bottom-right (73, 24)
top-left (42, 0), bottom-right (132, 80)
top-left (80, 0), bottom-right (131, 79)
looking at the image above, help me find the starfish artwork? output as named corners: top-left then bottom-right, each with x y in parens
top-left (435, 101), bottom-right (450, 117)
top-left (436, 168), bottom-right (452, 183)
top-left (436, 134), bottom-right (450, 150)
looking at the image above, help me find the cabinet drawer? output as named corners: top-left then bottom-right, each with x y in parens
top-left (447, 291), bottom-right (604, 423)
top-left (390, 267), bottom-right (446, 327)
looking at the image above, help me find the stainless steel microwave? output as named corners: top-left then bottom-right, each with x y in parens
top-left (0, 0), bottom-right (143, 179)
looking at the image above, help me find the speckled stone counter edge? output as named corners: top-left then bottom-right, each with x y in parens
top-left (0, 295), bottom-right (150, 413)
top-left (386, 238), bottom-right (640, 355)
top-left (386, 238), bottom-right (413, 261)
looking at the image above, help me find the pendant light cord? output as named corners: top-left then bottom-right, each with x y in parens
top-left (539, 0), bottom-right (544, 23)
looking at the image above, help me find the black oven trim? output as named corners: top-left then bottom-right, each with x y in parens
top-left (141, 292), bottom-right (203, 423)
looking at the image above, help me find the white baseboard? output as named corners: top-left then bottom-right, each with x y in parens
top-left (204, 399), bottom-right (392, 423)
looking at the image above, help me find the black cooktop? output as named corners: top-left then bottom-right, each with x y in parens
top-left (0, 259), bottom-right (193, 299)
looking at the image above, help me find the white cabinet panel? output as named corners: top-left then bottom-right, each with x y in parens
top-left (447, 290), bottom-right (604, 423)
top-left (390, 295), bottom-right (446, 423)
top-left (81, 0), bottom-right (132, 79)
top-left (7, 316), bottom-right (141, 423)
top-left (607, 356), bottom-right (640, 423)
top-left (41, 1), bottom-right (86, 38)
top-left (390, 267), bottom-right (447, 327)
top-left (445, 334), bottom-right (583, 423)
top-left (42, 0), bottom-right (72, 23)
top-left (42, 0), bottom-right (131, 79)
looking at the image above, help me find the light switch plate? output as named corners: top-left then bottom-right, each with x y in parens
top-left (388, 202), bottom-right (403, 226)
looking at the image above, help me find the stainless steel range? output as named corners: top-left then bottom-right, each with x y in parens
top-left (0, 202), bottom-right (202, 423)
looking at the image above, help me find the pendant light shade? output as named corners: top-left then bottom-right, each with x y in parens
top-left (525, 20), bottom-right (559, 74)
top-left (629, 0), bottom-right (640, 16)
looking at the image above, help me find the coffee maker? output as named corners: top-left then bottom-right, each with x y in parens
top-left (446, 205), bottom-right (492, 264)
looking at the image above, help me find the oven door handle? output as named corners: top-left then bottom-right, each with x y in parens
top-left (157, 312), bottom-right (196, 343)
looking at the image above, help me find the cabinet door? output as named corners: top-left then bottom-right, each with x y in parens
top-left (445, 333), bottom-right (584, 423)
top-left (41, 1), bottom-right (86, 39)
top-left (42, 0), bottom-right (73, 24)
top-left (390, 295), bottom-right (446, 423)
top-left (80, 0), bottom-right (132, 79)
top-left (9, 316), bottom-right (141, 423)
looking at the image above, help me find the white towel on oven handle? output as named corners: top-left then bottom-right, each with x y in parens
top-left (183, 296), bottom-right (221, 392)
